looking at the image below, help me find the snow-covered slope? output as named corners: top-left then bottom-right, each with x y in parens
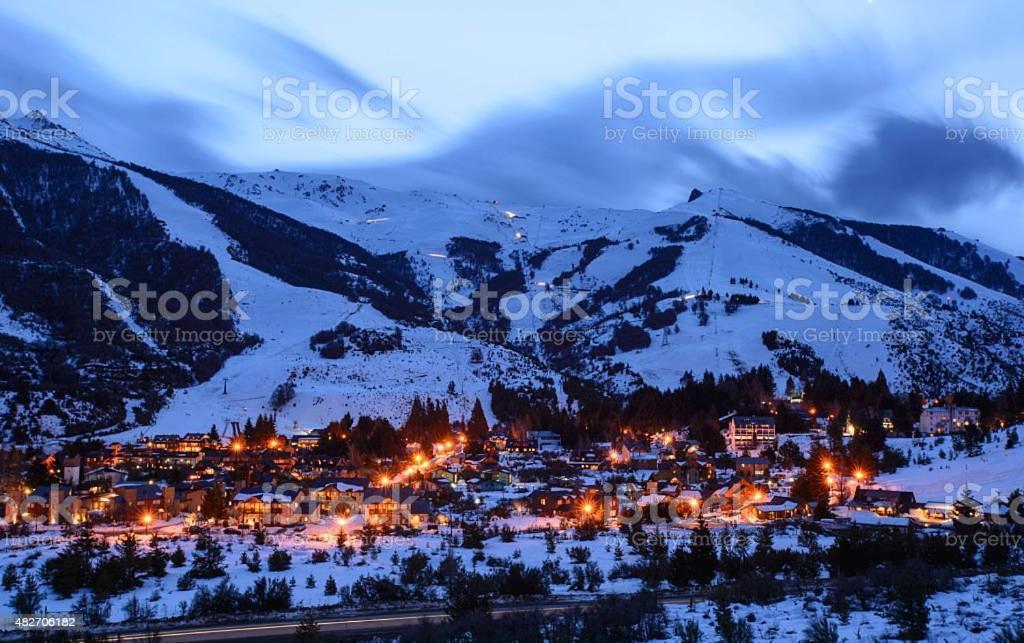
top-left (193, 173), bottom-right (1024, 399)
top-left (2, 118), bottom-right (1024, 440)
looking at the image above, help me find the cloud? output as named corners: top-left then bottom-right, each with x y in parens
top-left (828, 114), bottom-right (1024, 222)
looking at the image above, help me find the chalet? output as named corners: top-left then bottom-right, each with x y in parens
top-left (850, 487), bottom-right (917, 516)
top-left (469, 478), bottom-right (506, 493)
top-left (290, 431), bottom-right (322, 450)
top-left (113, 483), bottom-right (175, 521)
top-left (749, 496), bottom-right (805, 521)
top-left (311, 479), bottom-right (365, 517)
top-left (708, 479), bottom-right (768, 515)
top-left (735, 456), bottom-right (770, 481)
top-left (83, 466), bottom-right (129, 486)
top-left (526, 430), bottom-right (562, 453)
top-left (174, 483), bottom-right (210, 514)
top-left (525, 489), bottom-right (580, 517)
top-left (362, 486), bottom-right (433, 528)
top-left (506, 439), bottom-right (538, 454)
top-left (568, 451), bottom-right (602, 471)
top-left (231, 487), bottom-right (310, 526)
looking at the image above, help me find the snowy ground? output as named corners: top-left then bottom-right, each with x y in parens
top-left (661, 572), bottom-right (1024, 642)
top-left (0, 521), bottom-right (820, 625)
top-left (877, 428), bottom-right (1024, 503)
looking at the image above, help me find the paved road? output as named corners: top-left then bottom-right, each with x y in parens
top-left (109, 595), bottom-right (707, 641)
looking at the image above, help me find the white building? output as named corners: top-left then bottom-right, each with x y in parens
top-left (726, 416), bottom-right (777, 455)
top-left (919, 406), bottom-right (980, 434)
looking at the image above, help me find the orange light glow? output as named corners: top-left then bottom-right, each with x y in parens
top-left (379, 475), bottom-right (391, 486)
top-left (413, 453), bottom-right (424, 464)
top-left (854, 470), bottom-right (865, 481)
top-left (231, 441), bottom-right (243, 452)
top-left (581, 502), bottom-right (594, 515)
top-left (822, 460), bottom-right (832, 472)
top-left (142, 513), bottom-right (153, 525)
top-left (268, 438), bottom-right (279, 449)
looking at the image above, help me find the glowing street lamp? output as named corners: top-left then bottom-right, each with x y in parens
top-left (822, 460), bottom-right (832, 473)
top-left (853, 469), bottom-right (865, 482)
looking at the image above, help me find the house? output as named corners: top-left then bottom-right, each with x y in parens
top-left (526, 430), bottom-right (561, 453)
top-left (525, 489), bottom-right (580, 517)
top-left (113, 483), bottom-right (175, 521)
top-left (311, 479), bottom-right (365, 518)
top-left (919, 406), bottom-right (980, 434)
top-left (735, 456), bottom-right (770, 481)
top-left (708, 479), bottom-right (768, 515)
top-left (506, 439), bottom-right (538, 454)
top-left (850, 487), bottom-right (917, 516)
top-left (749, 496), bottom-right (805, 521)
top-left (726, 416), bottom-right (777, 455)
top-left (231, 487), bottom-right (307, 526)
top-left (83, 466), bottom-right (129, 486)
top-left (362, 486), bottom-right (432, 528)
top-left (568, 451), bottom-right (602, 471)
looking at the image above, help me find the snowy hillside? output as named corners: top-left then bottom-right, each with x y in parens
top-left (2, 118), bottom-right (1024, 440)
top-left (876, 427), bottom-right (1024, 502)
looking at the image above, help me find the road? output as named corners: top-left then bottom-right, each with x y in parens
top-left (104, 595), bottom-right (707, 642)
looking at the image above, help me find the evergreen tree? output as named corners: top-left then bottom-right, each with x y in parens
top-left (201, 482), bottom-right (229, 521)
top-left (467, 398), bottom-right (490, 442)
top-left (170, 546), bottom-right (187, 567)
top-left (688, 518), bottom-right (718, 587)
top-left (9, 575), bottom-right (43, 614)
top-left (1, 565), bottom-right (18, 591)
top-left (324, 576), bottom-right (337, 596)
top-left (190, 532), bottom-right (226, 579)
top-left (886, 565), bottom-right (930, 641)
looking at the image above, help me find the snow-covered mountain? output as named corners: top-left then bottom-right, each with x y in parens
top-left (1, 118), bottom-right (1022, 441)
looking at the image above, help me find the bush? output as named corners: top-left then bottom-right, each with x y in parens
top-left (267, 549), bottom-right (292, 572)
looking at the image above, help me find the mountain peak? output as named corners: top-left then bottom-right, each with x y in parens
top-left (0, 112), bottom-right (112, 161)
